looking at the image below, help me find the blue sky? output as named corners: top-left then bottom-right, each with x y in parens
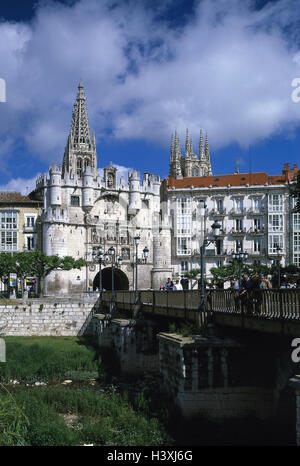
top-left (0, 0), bottom-right (300, 192)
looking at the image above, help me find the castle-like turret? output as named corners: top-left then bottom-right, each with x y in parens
top-left (49, 165), bottom-right (62, 206)
top-left (128, 170), bottom-right (141, 213)
top-left (82, 165), bottom-right (94, 211)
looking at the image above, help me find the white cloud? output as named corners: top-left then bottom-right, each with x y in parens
top-left (0, 174), bottom-right (40, 195)
top-left (0, 0), bottom-right (300, 164)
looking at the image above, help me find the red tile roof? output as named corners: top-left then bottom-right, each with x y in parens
top-left (166, 172), bottom-right (289, 189)
top-left (0, 191), bottom-right (41, 204)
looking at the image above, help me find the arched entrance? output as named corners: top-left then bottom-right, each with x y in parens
top-left (93, 267), bottom-right (129, 291)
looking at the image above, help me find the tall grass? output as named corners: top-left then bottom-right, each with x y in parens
top-left (0, 386), bottom-right (171, 446)
top-left (0, 336), bottom-right (102, 383)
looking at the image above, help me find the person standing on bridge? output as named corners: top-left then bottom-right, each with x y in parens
top-left (165, 278), bottom-right (174, 291)
top-left (173, 280), bottom-right (183, 291)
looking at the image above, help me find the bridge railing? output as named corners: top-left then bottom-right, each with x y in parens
top-left (208, 289), bottom-right (300, 320)
top-left (99, 288), bottom-right (300, 322)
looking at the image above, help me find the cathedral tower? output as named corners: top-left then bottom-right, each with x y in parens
top-left (62, 81), bottom-right (98, 178)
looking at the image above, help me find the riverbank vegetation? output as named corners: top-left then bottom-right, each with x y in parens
top-left (0, 336), bottom-right (172, 446)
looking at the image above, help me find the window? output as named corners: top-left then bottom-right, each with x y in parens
top-left (254, 239), bottom-right (261, 252)
top-left (268, 194), bottom-right (283, 212)
top-left (294, 254), bottom-right (300, 267)
top-left (216, 239), bottom-right (223, 255)
top-left (177, 216), bottom-right (191, 235)
top-left (234, 199), bottom-right (243, 213)
top-left (235, 240), bottom-right (243, 252)
top-left (1, 211), bottom-right (17, 230)
top-left (253, 198), bottom-right (262, 211)
top-left (181, 261), bottom-right (188, 272)
top-left (216, 199), bottom-right (224, 213)
top-left (1, 210), bottom-right (18, 251)
top-left (269, 235), bottom-right (283, 254)
top-left (76, 158), bottom-right (82, 177)
top-left (294, 232), bottom-right (300, 253)
top-left (1, 231), bottom-right (17, 251)
top-left (268, 214), bottom-right (283, 232)
top-left (235, 218), bottom-right (243, 231)
top-left (26, 216), bottom-right (35, 228)
top-left (26, 236), bottom-right (35, 251)
top-left (177, 237), bottom-right (191, 255)
top-left (142, 200), bottom-right (149, 209)
top-left (294, 213), bottom-right (300, 232)
top-left (71, 196), bottom-right (80, 207)
top-left (177, 197), bottom-right (191, 215)
top-left (254, 218), bottom-right (261, 231)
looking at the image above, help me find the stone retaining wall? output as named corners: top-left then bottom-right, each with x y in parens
top-left (0, 295), bottom-right (98, 336)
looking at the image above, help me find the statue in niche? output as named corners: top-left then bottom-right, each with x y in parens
top-left (107, 173), bottom-right (114, 188)
top-left (122, 248), bottom-right (130, 260)
top-left (92, 228), bottom-right (99, 243)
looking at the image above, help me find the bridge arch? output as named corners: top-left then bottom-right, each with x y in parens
top-left (93, 267), bottom-right (129, 291)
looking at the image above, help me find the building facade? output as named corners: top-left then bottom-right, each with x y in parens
top-left (34, 82), bottom-right (171, 295)
top-left (0, 191), bottom-right (42, 293)
top-left (32, 82), bottom-right (299, 293)
top-left (163, 162), bottom-right (299, 281)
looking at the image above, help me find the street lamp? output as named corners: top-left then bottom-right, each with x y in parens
top-left (133, 235), bottom-right (149, 305)
top-left (273, 244), bottom-right (282, 288)
top-left (92, 246), bottom-right (109, 313)
top-left (199, 219), bottom-right (221, 323)
top-left (108, 246), bottom-right (116, 313)
top-left (231, 248), bottom-right (248, 291)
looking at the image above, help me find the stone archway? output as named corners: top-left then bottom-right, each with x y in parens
top-left (93, 267), bottom-right (129, 291)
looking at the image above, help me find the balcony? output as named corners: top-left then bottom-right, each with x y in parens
top-left (205, 227), bottom-right (227, 236)
top-left (248, 248), bottom-right (267, 256)
top-left (210, 208), bottom-right (227, 217)
top-left (205, 248), bottom-right (228, 257)
top-left (23, 225), bottom-right (36, 233)
top-left (248, 226), bottom-right (265, 235)
top-left (231, 227), bottom-right (247, 236)
top-left (230, 208), bottom-right (246, 216)
top-left (248, 207), bottom-right (265, 215)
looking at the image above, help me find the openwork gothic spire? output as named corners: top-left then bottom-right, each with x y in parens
top-left (169, 128), bottom-right (213, 179)
top-left (62, 81), bottom-right (97, 178)
top-left (70, 81), bottom-right (91, 145)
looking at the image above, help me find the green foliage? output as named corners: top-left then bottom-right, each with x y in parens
top-left (0, 251), bottom-right (86, 296)
top-left (0, 386), bottom-right (170, 446)
top-left (0, 387), bottom-right (29, 446)
top-left (0, 337), bottom-right (101, 383)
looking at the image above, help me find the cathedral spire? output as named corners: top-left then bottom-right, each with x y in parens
top-left (205, 132), bottom-right (212, 175)
top-left (70, 81), bottom-right (91, 146)
top-left (185, 128), bottom-right (189, 156)
top-left (170, 134), bottom-right (174, 159)
top-left (189, 136), bottom-right (193, 155)
top-left (199, 129), bottom-right (205, 160)
top-left (62, 82), bottom-right (97, 178)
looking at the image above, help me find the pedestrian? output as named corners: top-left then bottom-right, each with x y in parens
top-left (231, 278), bottom-right (240, 312)
top-left (173, 280), bottom-right (183, 291)
top-left (180, 275), bottom-right (189, 290)
top-left (240, 275), bottom-right (252, 314)
top-left (164, 278), bottom-right (174, 291)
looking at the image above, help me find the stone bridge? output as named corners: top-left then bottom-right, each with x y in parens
top-left (93, 288), bottom-right (300, 443)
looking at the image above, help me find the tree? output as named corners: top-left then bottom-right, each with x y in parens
top-left (29, 252), bottom-right (86, 296)
top-left (184, 268), bottom-right (201, 289)
top-left (12, 252), bottom-right (35, 297)
top-left (290, 169), bottom-right (300, 212)
top-left (0, 253), bottom-right (15, 291)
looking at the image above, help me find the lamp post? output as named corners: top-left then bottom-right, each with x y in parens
top-left (92, 246), bottom-right (109, 313)
top-left (134, 234), bottom-right (149, 305)
top-left (231, 248), bottom-right (248, 291)
top-left (108, 246), bottom-right (116, 313)
top-left (199, 219), bottom-right (221, 327)
top-left (274, 244), bottom-right (282, 289)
